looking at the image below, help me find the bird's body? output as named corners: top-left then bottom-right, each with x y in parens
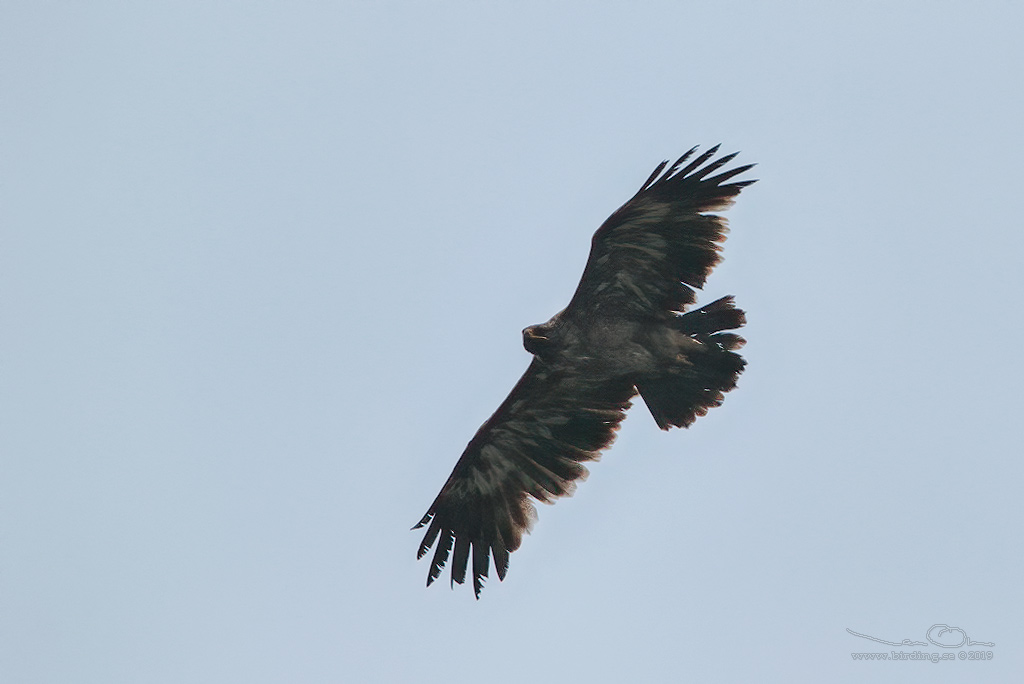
top-left (415, 146), bottom-right (755, 596)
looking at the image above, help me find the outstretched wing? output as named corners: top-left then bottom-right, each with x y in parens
top-left (414, 358), bottom-right (634, 597)
top-left (565, 145), bottom-right (755, 320)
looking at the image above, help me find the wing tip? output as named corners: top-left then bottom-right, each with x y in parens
top-left (635, 144), bottom-right (756, 204)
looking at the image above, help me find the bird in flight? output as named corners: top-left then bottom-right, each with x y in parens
top-left (414, 145), bottom-right (755, 597)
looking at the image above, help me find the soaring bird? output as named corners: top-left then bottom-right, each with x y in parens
top-left (414, 145), bottom-right (755, 597)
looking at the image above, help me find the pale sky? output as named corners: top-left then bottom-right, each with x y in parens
top-left (3, 2), bottom-right (1023, 682)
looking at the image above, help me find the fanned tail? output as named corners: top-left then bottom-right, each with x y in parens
top-left (637, 296), bottom-right (746, 430)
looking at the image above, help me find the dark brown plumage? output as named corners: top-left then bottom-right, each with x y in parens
top-left (414, 146), bottom-right (755, 597)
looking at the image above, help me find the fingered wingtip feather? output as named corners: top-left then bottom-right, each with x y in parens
top-left (472, 542), bottom-right (489, 598)
top-left (704, 162), bottom-right (756, 187)
top-left (450, 534), bottom-right (471, 587)
top-left (637, 160), bottom-right (670, 194)
top-left (416, 517), bottom-right (442, 559)
top-left (426, 529), bottom-right (454, 586)
top-left (676, 145), bottom-right (722, 178)
top-left (664, 146), bottom-right (699, 178)
top-left (679, 145), bottom-right (700, 160)
top-left (412, 511), bottom-right (432, 530)
top-left (690, 151), bottom-right (740, 181)
top-left (492, 540), bottom-right (510, 580)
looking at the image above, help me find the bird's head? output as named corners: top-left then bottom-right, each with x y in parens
top-left (522, 324), bottom-right (553, 356)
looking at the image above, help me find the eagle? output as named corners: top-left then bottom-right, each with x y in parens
top-left (414, 145), bottom-right (755, 597)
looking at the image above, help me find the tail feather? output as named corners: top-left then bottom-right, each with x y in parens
top-left (675, 295), bottom-right (746, 335)
top-left (637, 296), bottom-right (747, 430)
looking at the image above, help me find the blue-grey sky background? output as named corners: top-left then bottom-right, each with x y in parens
top-left (3, 2), bottom-right (1023, 682)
